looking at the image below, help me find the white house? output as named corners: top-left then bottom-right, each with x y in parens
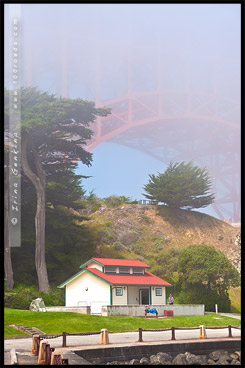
top-left (58, 257), bottom-right (172, 314)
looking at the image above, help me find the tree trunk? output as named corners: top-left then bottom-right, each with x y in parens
top-left (4, 168), bottom-right (14, 289)
top-left (21, 133), bottom-right (50, 293)
top-left (35, 174), bottom-right (49, 293)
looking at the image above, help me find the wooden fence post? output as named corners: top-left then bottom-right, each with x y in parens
top-left (171, 327), bottom-right (176, 340)
top-left (138, 328), bottom-right (143, 342)
top-left (62, 332), bottom-right (67, 347)
top-left (198, 325), bottom-right (207, 339)
top-left (51, 351), bottom-right (63, 365)
top-left (32, 334), bottom-right (39, 355)
top-left (10, 348), bottom-right (18, 365)
top-left (38, 340), bottom-right (48, 365)
top-left (36, 336), bottom-right (40, 356)
top-left (45, 344), bottom-right (51, 365)
top-left (228, 325), bottom-right (232, 338)
top-left (100, 329), bottom-right (109, 344)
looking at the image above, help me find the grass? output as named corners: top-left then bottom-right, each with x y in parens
top-left (4, 308), bottom-right (240, 338)
top-left (4, 325), bottom-right (29, 337)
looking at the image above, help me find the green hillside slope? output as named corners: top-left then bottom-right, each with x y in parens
top-left (80, 204), bottom-right (240, 274)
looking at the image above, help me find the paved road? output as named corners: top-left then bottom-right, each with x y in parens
top-left (4, 326), bottom-right (241, 353)
top-left (217, 313), bottom-right (241, 320)
top-left (205, 312), bottom-right (241, 320)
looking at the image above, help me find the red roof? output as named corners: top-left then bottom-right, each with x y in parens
top-left (91, 258), bottom-right (150, 268)
top-left (86, 268), bottom-right (171, 286)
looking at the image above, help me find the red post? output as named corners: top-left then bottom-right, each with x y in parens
top-left (156, 312), bottom-right (158, 319)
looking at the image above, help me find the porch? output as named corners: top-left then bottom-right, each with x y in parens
top-left (102, 304), bottom-right (205, 317)
top-left (111, 285), bottom-right (167, 306)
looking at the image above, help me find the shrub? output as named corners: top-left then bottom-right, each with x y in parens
top-left (103, 195), bottom-right (125, 208)
top-left (176, 285), bottom-right (231, 312)
top-left (112, 241), bottom-right (124, 251)
top-left (119, 231), bottom-right (141, 246)
top-left (132, 242), bottom-right (144, 254)
top-left (4, 285), bottom-right (64, 310)
top-left (4, 293), bottom-right (34, 310)
top-left (98, 228), bottom-right (116, 244)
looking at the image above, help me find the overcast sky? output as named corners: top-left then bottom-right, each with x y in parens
top-left (5, 4), bottom-right (241, 219)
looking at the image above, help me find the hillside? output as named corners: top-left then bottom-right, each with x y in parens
top-left (80, 204), bottom-right (241, 274)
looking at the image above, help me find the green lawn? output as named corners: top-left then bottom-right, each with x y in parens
top-left (4, 308), bottom-right (240, 338)
top-left (4, 325), bottom-right (29, 337)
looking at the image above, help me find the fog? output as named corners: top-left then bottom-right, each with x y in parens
top-left (5, 4), bottom-right (241, 221)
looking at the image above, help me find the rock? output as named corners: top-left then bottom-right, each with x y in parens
top-left (184, 352), bottom-right (206, 365)
top-left (139, 357), bottom-right (150, 365)
top-left (230, 353), bottom-right (239, 361)
top-left (29, 298), bottom-right (46, 312)
top-left (216, 356), bottom-right (230, 365)
top-left (207, 358), bottom-right (218, 365)
top-left (107, 361), bottom-right (121, 365)
top-left (194, 355), bottom-right (207, 365)
top-left (230, 360), bottom-right (241, 365)
top-left (172, 353), bottom-right (188, 365)
top-left (154, 352), bottom-right (172, 364)
top-left (208, 350), bottom-right (229, 362)
top-left (129, 359), bottom-right (140, 365)
top-left (149, 355), bottom-right (162, 365)
top-left (150, 362), bottom-right (162, 366)
top-left (234, 351), bottom-right (241, 361)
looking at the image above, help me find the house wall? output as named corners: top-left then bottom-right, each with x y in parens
top-left (128, 286), bottom-right (140, 304)
top-left (85, 261), bottom-right (103, 272)
top-left (127, 286), bottom-right (167, 305)
top-left (151, 287), bottom-right (166, 305)
top-left (65, 271), bottom-right (110, 311)
top-left (112, 286), bottom-right (127, 305)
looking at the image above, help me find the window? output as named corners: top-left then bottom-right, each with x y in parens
top-left (119, 267), bottom-right (130, 274)
top-left (116, 287), bottom-right (123, 296)
top-left (105, 266), bottom-right (117, 274)
top-left (133, 268), bottom-right (144, 274)
top-left (155, 288), bottom-right (162, 296)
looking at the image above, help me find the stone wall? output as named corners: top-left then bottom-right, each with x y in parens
top-left (101, 304), bottom-right (204, 317)
top-left (76, 340), bottom-right (241, 365)
top-left (45, 306), bottom-right (90, 314)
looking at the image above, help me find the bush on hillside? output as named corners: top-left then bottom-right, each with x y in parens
top-left (103, 195), bottom-right (125, 208)
top-left (176, 285), bottom-right (231, 312)
top-left (4, 285), bottom-right (64, 310)
top-left (103, 195), bottom-right (138, 208)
